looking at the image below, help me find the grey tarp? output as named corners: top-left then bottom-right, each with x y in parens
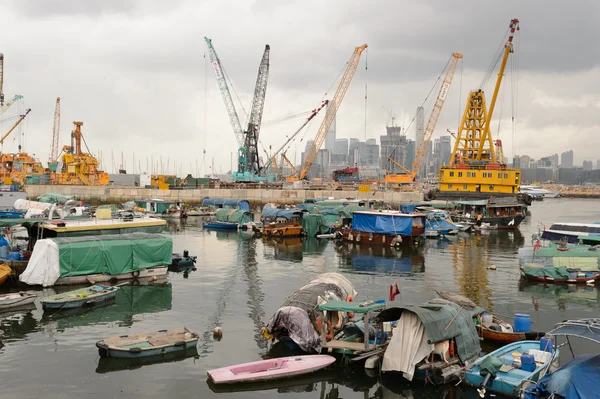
top-left (377, 299), bottom-right (483, 363)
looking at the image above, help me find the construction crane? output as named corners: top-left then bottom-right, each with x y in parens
top-left (0, 95), bottom-right (23, 115)
top-left (262, 100), bottom-right (328, 176)
top-left (50, 97), bottom-right (60, 162)
top-left (205, 37), bottom-right (271, 182)
top-left (289, 44), bottom-right (367, 181)
top-left (281, 153), bottom-right (298, 177)
top-left (0, 108), bottom-right (31, 146)
top-left (242, 44), bottom-right (270, 178)
top-left (495, 139), bottom-right (505, 165)
top-left (0, 53), bottom-right (4, 106)
top-left (449, 19), bottom-right (520, 165)
top-left (384, 52), bottom-right (463, 184)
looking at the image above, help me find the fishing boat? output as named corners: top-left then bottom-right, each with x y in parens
top-left (203, 208), bottom-right (253, 230)
top-left (339, 210), bottom-right (426, 246)
top-left (207, 355), bottom-right (336, 385)
top-left (453, 198), bottom-right (527, 229)
top-left (96, 327), bottom-right (199, 358)
top-left (0, 264), bottom-right (11, 286)
top-left (424, 212), bottom-right (458, 238)
top-left (518, 242), bottom-right (600, 284)
top-left (261, 205), bottom-right (305, 238)
top-left (40, 285), bottom-right (120, 310)
top-left (0, 291), bottom-right (37, 310)
top-left (202, 221), bottom-right (239, 230)
top-left (541, 222), bottom-right (600, 244)
top-left (524, 319), bottom-right (600, 399)
top-left (476, 312), bottom-right (543, 344)
top-left (134, 199), bottom-right (184, 219)
top-left (464, 340), bottom-right (559, 398)
top-left (19, 233), bottom-right (172, 287)
top-left (186, 207), bottom-right (216, 217)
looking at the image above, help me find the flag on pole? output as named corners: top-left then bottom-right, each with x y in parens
top-left (534, 239), bottom-right (541, 252)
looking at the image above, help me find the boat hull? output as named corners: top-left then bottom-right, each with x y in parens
top-left (41, 285), bottom-right (119, 310)
top-left (207, 355), bottom-right (336, 384)
top-left (55, 266), bottom-right (168, 286)
top-left (339, 227), bottom-right (424, 246)
top-left (202, 222), bottom-right (238, 230)
top-left (519, 267), bottom-right (600, 285)
top-left (465, 340), bottom-right (560, 398)
top-left (0, 292), bottom-right (37, 310)
top-left (262, 224), bottom-right (303, 238)
top-left (96, 328), bottom-right (199, 359)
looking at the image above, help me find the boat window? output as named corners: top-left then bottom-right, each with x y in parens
top-left (413, 218), bottom-right (423, 227)
top-left (449, 172), bottom-right (454, 177)
top-left (448, 184), bottom-right (453, 189)
top-left (489, 185), bottom-right (494, 190)
top-left (498, 173), bottom-right (502, 178)
top-left (504, 173), bottom-right (509, 178)
top-left (463, 185), bottom-right (467, 189)
top-left (482, 173), bottom-right (487, 178)
top-left (458, 172), bottom-right (463, 177)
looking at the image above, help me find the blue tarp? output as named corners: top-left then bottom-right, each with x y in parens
top-left (261, 205), bottom-right (304, 220)
top-left (352, 212), bottom-right (413, 236)
top-left (202, 198), bottom-right (250, 211)
top-left (400, 203), bottom-right (431, 213)
top-left (525, 354), bottom-right (600, 399)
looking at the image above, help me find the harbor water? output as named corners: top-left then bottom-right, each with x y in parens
top-left (2, 198), bottom-right (600, 398)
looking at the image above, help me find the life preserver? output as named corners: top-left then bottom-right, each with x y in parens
top-left (557, 246), bottom-right (569, 251)
top-left (278, 230), bottom-right (284, 236)
top-left (132, 270), bottom-right (140, 278)
top-left (346, 296), bottom-right (355, 318)
top-left (316, 317), bottom-right (333, 340)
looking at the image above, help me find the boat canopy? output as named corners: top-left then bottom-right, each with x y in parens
top-left (261, 205), bottom-right (304, 220)
top-left (301, 214), bottom-right (330, 237)
top-left (377, 299), bottom-right (484, 364)
top-left (352, 212), bottom-right (419, 236)
top-left (518, 243), bottom-right (600, 270)
top-left (455, 200), bottom-right (489, 206)
top-left (202, 198), bottom-right (250, 211)
top-left (547, 318), bottom-right (600, 343)
top-left (215, 209), bottom-right (252, 224)
top-left (19, 233), bottom-right (172, 287)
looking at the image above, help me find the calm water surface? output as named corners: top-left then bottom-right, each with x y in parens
top-left (2, 199), bottom-right (600, 398)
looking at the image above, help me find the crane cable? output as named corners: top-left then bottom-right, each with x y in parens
top-left (511, 29), bottom-right (521, 159)
top-left (480, 26), bottom-right (511, 91)
top-left (364, 48), bottom-right (368, 141)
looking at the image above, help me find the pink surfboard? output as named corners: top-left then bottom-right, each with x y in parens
top-left (207, 355), bottom-right (336, 384)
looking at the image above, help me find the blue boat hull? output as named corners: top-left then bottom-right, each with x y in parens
top-left (42, 289), bottom-right (118, 310)
top-left (203, 222), bottom-right (238, 230)
top-left (465, 340), bottom-right (559, 398)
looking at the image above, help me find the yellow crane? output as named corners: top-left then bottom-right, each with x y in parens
top-left (288, 44), bottom-right (367, 181)
top-left (384, 52), bottom-right (463, 184)
top-left (437, 18), bottom-right (521, 198)
top-left (281, 153), bottom-right (299, 177)
top-left (0, 108), bottom-right (31, 145)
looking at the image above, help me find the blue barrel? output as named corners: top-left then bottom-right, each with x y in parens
top-left (540, 336), bottom-right (553, 352)
top-left (514, 314), bottom-right (531, 332)
top-left (0, 246), bottom-right (7, 259)
top-left (7, 251), bottom-right (20, 261)
top-left (521, 354), bottom-right (536, 372)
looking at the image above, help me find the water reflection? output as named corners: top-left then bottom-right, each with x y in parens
top-left (238, 237), bottom-right (267, 349)
top-left (450, 236), bottom-right (493, 311)
top-left (40, 283), bottom-right (173, 330)
top-left (335, 242), bottom-right (425, 275)
top-left (262, 237), bottom-right (303, 262)
top-left (0, 306), bottom-right (38, 342)
top-left (96, 347), bottom-right (199, 373)
top-left (519, 282), bottom-right (600, 312)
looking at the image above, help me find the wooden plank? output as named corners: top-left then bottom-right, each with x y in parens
top-left (350, 348), bottom-right (385, 362)
top-left (323, 340), bottom-right (372, 351)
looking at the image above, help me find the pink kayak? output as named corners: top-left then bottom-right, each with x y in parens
top-left (207, 355), bottom-right (336, 384)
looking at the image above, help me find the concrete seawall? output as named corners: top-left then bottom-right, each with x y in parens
top-left (540, 184), bottom-right (600, 199)
top-left (24, 185), bottom-right (423, 206)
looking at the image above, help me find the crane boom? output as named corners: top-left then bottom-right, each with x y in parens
top-left (50, 97), bottom-right (61, 162)
top-left (298, 44), bottom-right (367, 180)
top-left (0, 94), bottom-right (23, 115)
top-left (262, 100), bottom-right (328, 174)
top-left (0, 53), bottom-right (4, 106)
top-left (244, 44), bottom-right (270, 175)
top-left (387, 156), bottom-right (411, 175)
top-left (281, 153), bottom-right (298, 177)
top-left (204, 37), bottom-right (244, 148)
top-left (0, 108), bottom-right (31, 145)
top-left (411, 52), bottom-right (463, 178)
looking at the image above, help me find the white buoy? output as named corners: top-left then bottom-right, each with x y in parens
top-left (488, 265), bottom-right (497, 270)
top-left (213, 326), bottom-right (223, 341)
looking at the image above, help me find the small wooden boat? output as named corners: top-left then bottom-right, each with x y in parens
top-left (520, 266), bottom-right (600, 285)
top-left (207, 355), bottom-right (336, 385)
top-left (202, 221), bottom-right (238, 230)
top-left (262, 223), bottom-right (304, 237)
top-left (0, 291), bottom-right (37, 310)
top-left (40, 285), bottom-right (119, 310)
top-left (0, 264), bottom-right (11, 286)
top-left (477, 314), bottom-right (544, 344)
top-left (96, 327), bottom-right (199, 358)
top-left (464, 340), bottom-right (559, 398)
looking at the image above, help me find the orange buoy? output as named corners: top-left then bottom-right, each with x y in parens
top-left (346, 296), bottom-right (355, 318)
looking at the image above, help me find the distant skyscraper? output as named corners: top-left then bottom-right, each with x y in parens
top-left (324, 102), bottom-right (336, 151)
top-left (560, 150), bottom-right (574, 168)
top-left (583, 160), bottom-right (593, 171)
top-left (597, 160), bottom-right (600, 170)
top-left (439, 136), bottom-right (452, 165)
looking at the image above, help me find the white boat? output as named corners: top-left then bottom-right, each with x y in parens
top-left (520, 185), bottom-right (560, 199)
top-left (0, 291), bottom-right (37, 310)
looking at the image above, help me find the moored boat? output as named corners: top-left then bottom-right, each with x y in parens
top-left (0, 291), bottom-right (37, 310)
top-left (261, 205), bottom-right (305, 238)
top-left (134, 199), bottom-right (184, 219)
top-left (202, 221), bottom-right (239, 230)
top-left (339, 210), bottom-right (426, 246)
top-left (207, 355), bottom-right (336, 384)
top-left (476, 312), bottom-right (543, 344)
top-left (453, 198), bottom-right (527, 229)
top-left (541, 222), bottom-right (600, 244)
top-left (464, 340), bottom-right (559, 398)
top-left (40, 284), bottom-right (119, 310)
top-left (96, 327), bottom-right (199, 358)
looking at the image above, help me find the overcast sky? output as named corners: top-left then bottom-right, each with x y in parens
top-left (0, 0), bottom-right (598, 175)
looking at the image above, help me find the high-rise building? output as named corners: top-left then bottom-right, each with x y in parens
top-left (439, 136), bottom-right (452, 165)
top-left (332, 138), bottom-right (348, 166)
top-left (379, 118), bottom-right (409, 172)
top-left (560, 150), bottom-right (574, 168)
top-left (597, 160), bottom-right (600, 170)
top-left (583, 160), bottom-right (593, 171)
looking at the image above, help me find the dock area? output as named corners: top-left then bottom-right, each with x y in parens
top-left (540, 184), bottom-right (600, 199)
top-left (23, 184), bottom-right (423, 207)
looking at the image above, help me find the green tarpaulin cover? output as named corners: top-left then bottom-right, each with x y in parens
top-left (38, 193), bottom-right (75, 204)
top-left (216, 209), bottom-right (252, 224)
top-left (301, 214), bottom-right (330, 237)
top-left (52, 233), bottom-right (172, 277)
top-left (523, 265), bottom-right (570, 279)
